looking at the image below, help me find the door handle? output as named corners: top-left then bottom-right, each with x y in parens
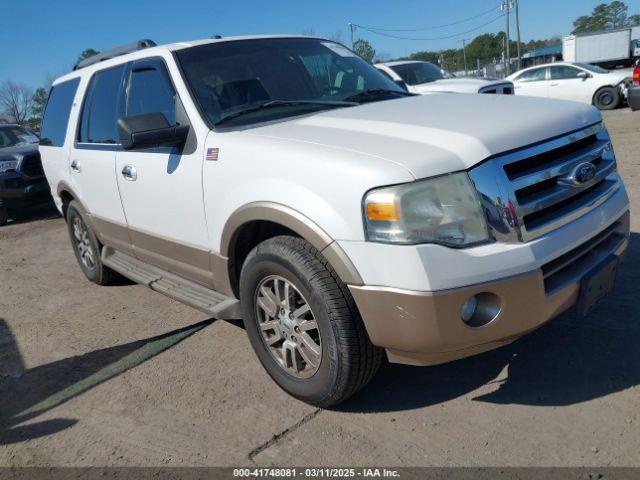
top-left (121, 165), bottom-right (137, 181)
top-left (70, 159), bottom-right (81, 172)
top-left (550, 83), bottom-right (559, 87)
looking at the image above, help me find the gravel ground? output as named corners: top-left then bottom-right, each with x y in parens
top-left (0, 109), bottom-right (639, 467)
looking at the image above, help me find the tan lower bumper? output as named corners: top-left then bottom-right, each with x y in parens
top-left (349, 214), bottom-right (629, 366)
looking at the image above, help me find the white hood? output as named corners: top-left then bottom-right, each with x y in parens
top-left (246, 93), bottom-right (601, 180)
top-left (412, 78), bottom-right (511, 94)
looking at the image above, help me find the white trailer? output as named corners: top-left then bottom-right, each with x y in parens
top-left (563, 28), bottom-right (638, 67)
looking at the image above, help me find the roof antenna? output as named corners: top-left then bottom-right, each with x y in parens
top-left (211, 35), bottom-right (222, 39)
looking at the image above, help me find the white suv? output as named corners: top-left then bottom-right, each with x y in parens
top-left (40, 36), bottom-right (630, 407)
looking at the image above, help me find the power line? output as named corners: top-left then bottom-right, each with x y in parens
top-left (354, 6), bottom-right (499, 32)
top-left (353, 14), bottom-right (504, 41)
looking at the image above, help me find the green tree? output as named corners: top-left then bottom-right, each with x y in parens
top-left (572, 1), bottom-right (638, 33)
top-left (76, 48), bottom-right (100, 64)
top-left (29, 87), bottom-right (48, 130)
top-left (352, 39), bottom-right (376, 63)
top-left (608, 0), bottom-right (629, 28)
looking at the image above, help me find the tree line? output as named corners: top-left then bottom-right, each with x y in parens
top-left (353, 1), bottom-right (638, 70)
top-left (0, 49), bottom-right (98, 130)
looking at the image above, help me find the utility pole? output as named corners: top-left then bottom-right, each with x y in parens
top-left (348, 22), bottom-right (355, 48)
top-left (461, 39), bottom-right (469, 76)
top-left (501, 1), bottom-right (512, 76)
top-left (515, 0), bottom-right (522, 71)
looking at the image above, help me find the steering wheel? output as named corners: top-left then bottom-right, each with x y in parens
top-left (319, 85), bottom-right (341, 97)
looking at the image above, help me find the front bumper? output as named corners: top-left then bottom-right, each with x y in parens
top-left (349, 211), bottom-right (630, 366)
top-left (0, 172), bottom-right (52, 208)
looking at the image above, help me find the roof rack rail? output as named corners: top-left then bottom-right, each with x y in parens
top-left (73, 39), bottom-right (157, 70)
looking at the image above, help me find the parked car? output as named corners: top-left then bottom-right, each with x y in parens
top-left (40, 36), bottom-right (629, 407)
top-left (0, 124), bottom-right (51, 226)
top-left (375, 60), bottom-right (514, 94)
top-left (507, 62), bottom-right (632, 110)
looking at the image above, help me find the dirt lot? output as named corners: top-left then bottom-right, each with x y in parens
top-left (1, 109), bottom-right (639, 467)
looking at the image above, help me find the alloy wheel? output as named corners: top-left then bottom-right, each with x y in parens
top-left (254, 275), bottom-right (322, 379)
top-left (72, 216), bottom-right (96, 270)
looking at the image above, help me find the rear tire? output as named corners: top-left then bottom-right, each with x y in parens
top-left (239, 236), bottom-right (383, 407)
top-left (593, 86), bottom-right (620, 110)
top-left (66, 200), bottom-right (120, 285)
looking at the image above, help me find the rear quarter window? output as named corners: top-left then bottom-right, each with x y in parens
top-left (78, 64), bottom-right (126, 144)
top-left (40, 78), bottom-right (80, 147)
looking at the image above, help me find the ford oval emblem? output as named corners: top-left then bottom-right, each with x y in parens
top-left (569, 162), bottom-right (597, 186)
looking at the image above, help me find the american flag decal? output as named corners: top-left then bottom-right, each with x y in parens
top-left (206, 147), bottom-right (219, 161)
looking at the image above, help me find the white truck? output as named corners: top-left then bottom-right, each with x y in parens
top-left (39, 36), bottom-right (630, 407)
top-left (563, 27), bottom-right (640, 68)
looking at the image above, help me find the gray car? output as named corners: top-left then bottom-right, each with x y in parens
top-left (0, 125), bottom-right (52, 225)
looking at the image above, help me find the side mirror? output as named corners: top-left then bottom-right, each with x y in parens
top-left (577, 71), bottom-right (591, 80)
top-left (117, 112), bottom-right (189, 151)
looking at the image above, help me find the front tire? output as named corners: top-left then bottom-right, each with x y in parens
top-left (66, 201), bottom-right (119, 285)
top-left (593, 86), bottom-right (620, 110)
top-left (240, 236), bottom-right (382, 407)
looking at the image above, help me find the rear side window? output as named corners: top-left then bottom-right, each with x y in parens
top-left (515, 68), bottom-right (547, 82)
top-left (126, 64), bottom-right (176, 124)
top-left (79, 64), bottom-right (126, 144)
top-left (550, 66), bottom-right (581, 80)
top-left (40, 78), bottom-right (80, 147)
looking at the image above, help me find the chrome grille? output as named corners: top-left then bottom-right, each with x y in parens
top-left (468, 123), bottom-right (621, 243)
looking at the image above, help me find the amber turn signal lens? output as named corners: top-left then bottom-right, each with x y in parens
top-left (366, 203), bottom-right (398, 221)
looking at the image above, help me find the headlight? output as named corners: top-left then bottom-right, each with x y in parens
top-left (0, 159), bottom-right (18, 173)
top-left (363, 172), bottom-right (490, 247)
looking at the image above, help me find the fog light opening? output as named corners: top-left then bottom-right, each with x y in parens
top-left (460, 292), bottom-right (501, 328)
top-left (460, 296), bottom-right (478, 323)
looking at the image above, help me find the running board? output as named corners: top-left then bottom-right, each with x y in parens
top-left (102, 248), bottom-right (241, 320)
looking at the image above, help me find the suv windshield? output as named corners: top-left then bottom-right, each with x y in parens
top-left (0, 126), bottom-right (39, 149)
top-left (175, 38), bottom-right (408, 126)
top-left (390, 62), bottom-right (455, 86)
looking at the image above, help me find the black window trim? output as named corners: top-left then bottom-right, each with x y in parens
top-left (75, 62), bottom-right (129, 148)
top-left (74, 55), bottom-right (193, 152)
top-left (124, 56), bottom-right (180, 125)
top-left (39, 77), bottom-right (81, 148)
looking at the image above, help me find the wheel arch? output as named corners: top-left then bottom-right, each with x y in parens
top-left (220, 202), bottom-right (363, 298)
top-left (56, 181), bottom-right (82, 219)
top-left (55, 182), bottom-right (103, 242)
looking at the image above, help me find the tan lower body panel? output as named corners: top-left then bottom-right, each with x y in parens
top-left (128, 227), bottom-right (215, 288)
top-left (90, 215), bottom-right (134, 256)
top-left (350, 232), bottom-right (628, 366)
top-left (89, 215), bottom-right (230, 292)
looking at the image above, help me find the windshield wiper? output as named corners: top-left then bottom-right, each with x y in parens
top-left (214, 100), bottom-right (357, 126)
top-left (343, 88), bottom-right (414, 103)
